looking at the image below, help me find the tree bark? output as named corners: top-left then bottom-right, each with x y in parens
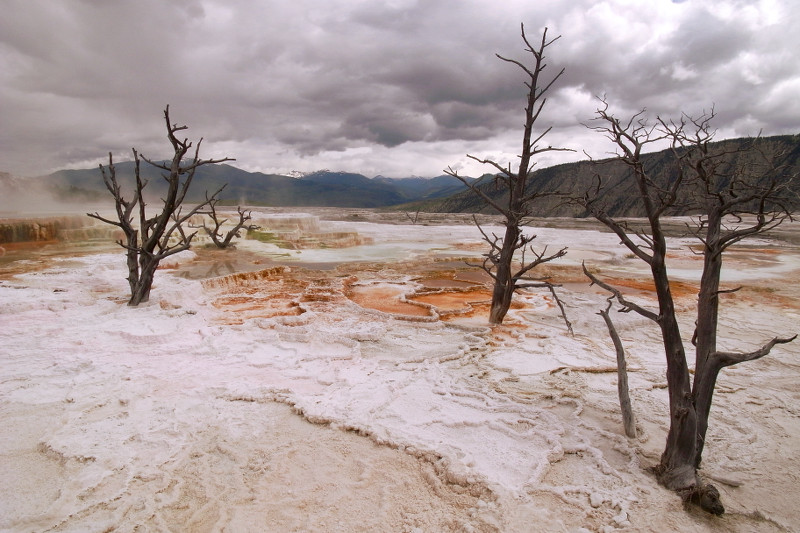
top-left (489, 223), bottom-right (521, 324)
top-left (599, 306), bottom-right (636, 438)
top-left (692, 210), bottom-right (723, 465)
top-left (489, 279), bottom-right (515, 324)
top-left (129, 259), bottom-right (157, 306)
top-left (650, 241), bottom-right (700, 490)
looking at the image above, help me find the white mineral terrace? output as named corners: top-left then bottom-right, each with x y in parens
top-left (1, 210), bottom-right (798, 532)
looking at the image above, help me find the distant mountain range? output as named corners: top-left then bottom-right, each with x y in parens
top-left (17, 166), bottom-right (475, 209)
top-left (2, 134), bottom-right (798, 216)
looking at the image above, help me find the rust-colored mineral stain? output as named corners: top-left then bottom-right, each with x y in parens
top-left (454, 270), bottom-right (491, 284)
top-left (410, 289), bottom-right (491, 313)
top-left (419, 278), bottom-right (477, 289)
top-left (0, 240), bottom-right (60, 251)
top-left (600, 278), bottom-right (698, 299)
top-left (211, 295), bottom-right (304, 324)
top-left (347, 285), bottom-right (431, 317)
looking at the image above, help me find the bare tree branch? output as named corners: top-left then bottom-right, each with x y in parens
top-left (713, 335), bottom-right (797, 367)
top-left (582, 262), bottom-right (659, 323)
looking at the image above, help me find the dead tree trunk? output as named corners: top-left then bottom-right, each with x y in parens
top-left (445, 23), bottom-right (572, 326)
top-left (597, 298), bottom-right (636, 438)
top-left (489, 223), bottom-right (521, 324)
top-left (131, 254), bottom-right (158, 304)
top-left (691, 208), bottom-right (725, 466)
top-left (579, 101), bottom-right (796, 514)
top-left (88, 106), bottom-right (233, 306)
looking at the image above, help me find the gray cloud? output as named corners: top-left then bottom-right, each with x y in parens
top-left (1, 0), bottom-right (798, 179)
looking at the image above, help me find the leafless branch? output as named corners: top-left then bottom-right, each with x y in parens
top-left (582, 262), bottom-right (659, 322)
top-left (713, 335), bottom-right (797, 368)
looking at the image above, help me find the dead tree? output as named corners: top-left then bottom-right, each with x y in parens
top-left (445, 23), bottom-right (572, 325)
top-left (663, 111), bottom-right (797, 469)
top-left (403, 210), bottom-right (421, 225)
top-left (88, 106), bottom-right (233, 306)
top-left (194, 190), bottom-right (260, 249)
top-left (580, 100), bottom-right (795, 514)
top-left (595, 293), bottom-right (637, 438)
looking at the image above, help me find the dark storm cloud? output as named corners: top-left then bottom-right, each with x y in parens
top-left (1, 0), bottom-right (798, 179)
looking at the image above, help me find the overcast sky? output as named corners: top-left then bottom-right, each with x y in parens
top-left (2, 0), bottom-right (798, 179)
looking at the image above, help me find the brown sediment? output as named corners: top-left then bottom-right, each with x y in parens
top-left (201, 266), bottom-right (311, 324)
top-left (409, 288), bottom-right (492, 316)
top-left (738, 285), bottom-right (800, 310)
top-left (212, 295), bottom-right (305, 325)
top-left (592, 277), bottom-right (699, 299)
top-left (451, 241), bottom-right (487, 252)
top-left (201, 267), bottom-right (293, 290)
top-left (0, 216), bottom-right (95, 244)
top-left (418, 278), bottom-right (477, 289)
top-left (454, 270), bottom-right (491, 284)
top-left (528, 264), bottom-right (588, 284)
top-left (345, 284), bottom-right (432, 317)
top-left (0, 239), bottom-right (60, 250)
top-left (689, 244), bottom-right (784, 256)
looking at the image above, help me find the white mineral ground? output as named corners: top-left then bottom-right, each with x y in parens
top-left (1, 209), bottom-right (798, 532)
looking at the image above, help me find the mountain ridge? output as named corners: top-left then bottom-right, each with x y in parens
top-left (3, 134), bottom-right (798, 215)
top-left (405, 134), bottom-right (800, 217)
top-left (16, 165), bottom-right (473, 209)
